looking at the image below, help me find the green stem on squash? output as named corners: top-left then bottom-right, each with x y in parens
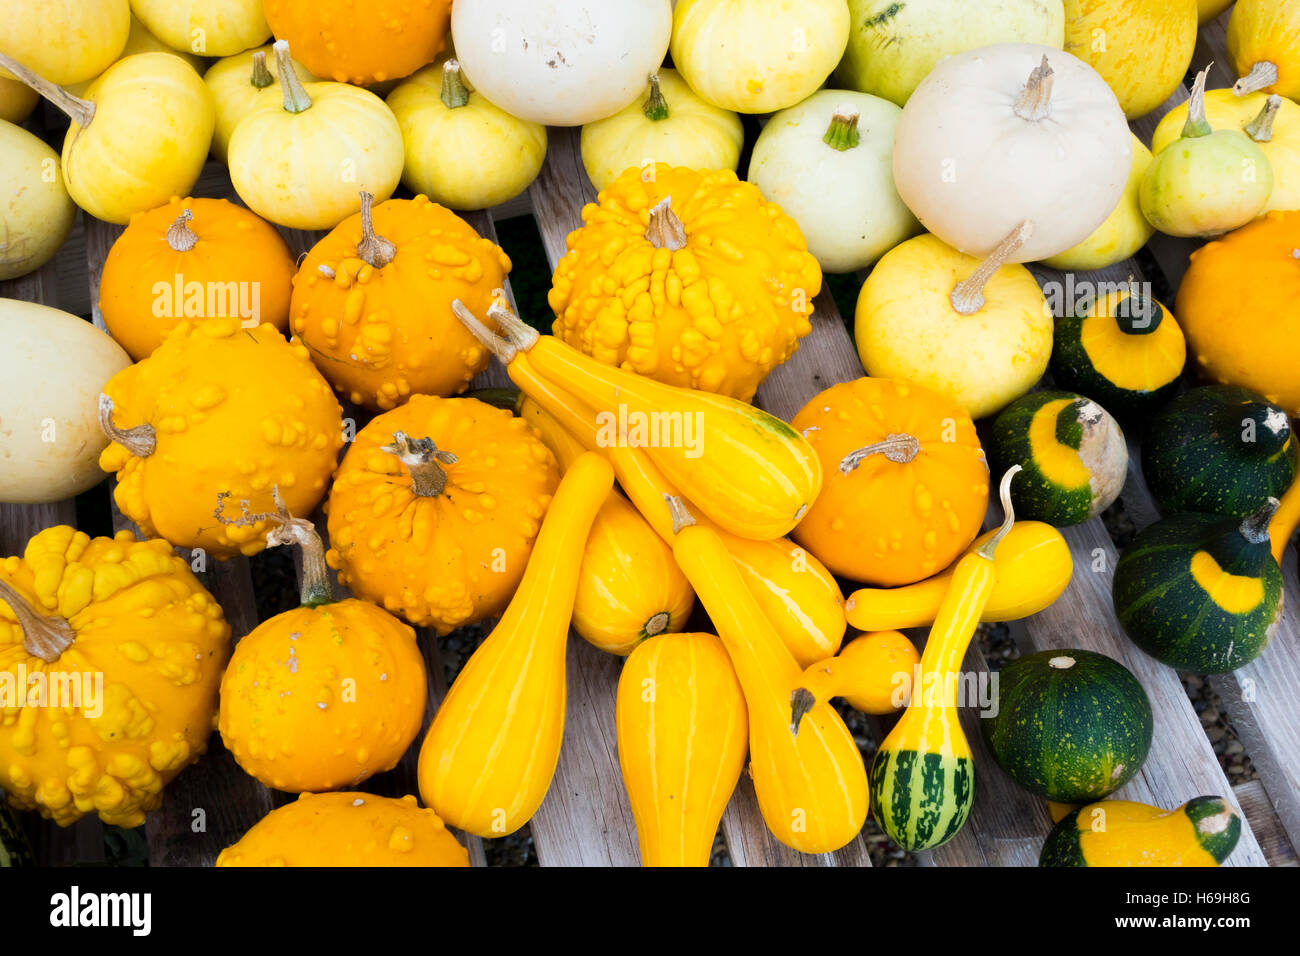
top-left (0, 50), bottom-right (95, 127)
top-left (214, 487), bottom-right (334, 607)
top-left (1013, 56), bottom-right (1055, 122)
top-left (383, 431), bottom-right (458, 498)
top-left (664, 495), bottom-right (697, 536)
top-left (1182, 66), bottom-right (1214, 139)
top-left (977, 465), bottom-right (1022, 560)
top-left (950, 220), bottom-right (1034, 315)
top-left (355, 191), bottom-right (396, 268)
top-left (167, 209), bottom-right (199, 252)
top-left (823, 107), bottom-right (861, 151)
top-left (0, 578), bottom-right (76, 663)
top-left (441, 58), bottom-right (470, 109)
top-left (97, 394), bottom-right (156, 457)
top-left (1240, 497), bottom-right (1282, 545)
top-left (1245, 95), bottom-right (1281, 143)
top-left (250, 50), bottom-right (273, 89)
top-left (1234, 61), bottom-right (1280, 97)
top-left (643, 73), bottom-right (669, 121)
top-left (646, 197), bottom-right (687, 251)
top-left (273, 39), bottom-right (312, 114)
top-left (840, 434), bottom-right (920, 474)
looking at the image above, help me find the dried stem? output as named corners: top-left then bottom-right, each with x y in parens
top-left (355, 191), bottom-right (396, 268)
top-left (1234, 61), bottom-right (1279, 97)
top-left (1240, 497), bottom-right (1281, 545)
top-left (664, 495), bottom-right (697, 535)
top-left (1013, 56), bottom-right (1055, 122)
top-left (950, 220), bottom-right (1034, 315)
top-left (645, 197), bottom-right (687, 251)
top-left (166, 209), bottom-right (199, 252)
top-left (0, 578), bottom-right (76, 663)
top-left (98, 394), bottom-right (156, 458)
top-left (840, 434), bottom-right (920, 474)
top-left (450, 299), bottom-right (519, 363)
top-left (1182, 66), bottom-right (1213, 139)
top-left (214, 487), bottom-right (332, 606)
top-left (383, 431), bottom-right (458, 498)
top-left (0, 51), bottom-right (95, 127)
top-left (1246, 95), bottom-right (1281, 143)
top-left (977, 465), bottom-right (1023, 560)
top-left (273, 39), bottom-right (312, 114)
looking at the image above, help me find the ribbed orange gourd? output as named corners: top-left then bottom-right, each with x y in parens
top-left (98, 320), bottom-right (344, 557)
top-left (549, 164), bottom-right (821, 401)
top-left (0, 527), bottom-right (229, 826)
top-left (99, 196), bottom-right (295, 360)
top-left (325, 395), bottom-right (560, 634)
top-left (418, 453), bottom-right (615, 837)
top-left (616, 633), bottom-right (748, 866)
top-left (217, 492), bottom-right (426, 793)
top-left (292, 193), bottom-right (512, 410)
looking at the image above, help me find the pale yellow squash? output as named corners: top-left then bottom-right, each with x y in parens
top-left (0, 121), bottom-right (76, 281)
top-left (0, 0), bottom-right (129, 86)
top-left (67, 13), bottom-right (208, 97)
top-left (0, 78), bottom-right (39, 124)
top-left (205, 45), bottom-right (318, 164)
top-left (1042, 134), bottom-right (1155, 271)
top-left (131, 0), bottom-right (270, 58)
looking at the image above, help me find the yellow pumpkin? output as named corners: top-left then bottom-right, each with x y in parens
top-left (228, 40), bottom-right (403, 230)
top-left (580, 70), bottom-right (744, 193)
top-left (99, 319), bottom-right (344, 557)
top-left (216, 792), bottom-right (469, 866)
top-left (131, 0), bottom-right (269, 59)
top-left (325, 395), bottom-right (560, 634)
top-left (791, 631), bottom-right (920, 728)
top-left (66, 12), bottom-right (208, 98)
top-left (386, 58), bottom-right (547, 211)
top-left (99, 196), bottom-right (296, 360)
top-left (1229, 0), bottom-right (1300, 100)
top-left (0, 0), bottom-right (129, 86)
top-left (205, 44), bottom-right (318, 164)
top-left (0, 526), bottom-right (230, 826)
top-left (0, 77), bottom-right (39, 124)
top-left (616, 633), bottom-right (748, 866)
top-left (291, 193), bottom-right (512, 410)
top-left (418, 453), bottom-right (615, 837)
top-left (217, 493), bottom-right (426, 793)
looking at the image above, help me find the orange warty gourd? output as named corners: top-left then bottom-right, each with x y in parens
top-left (325, 395), bottom-right (560, 634)
top-left (99, 196), bottom-right (295, 360)
top-left (262, 0), bottom-right (452, 86)
top-left (616, 633), bottom-right (748, 866)
top-left (292, 193), bottom-right (512, 411)
top-left (549, 164), bottom-right (822, 401)
top-left (98, 319), bottom-right (344, 558)
top-left (216, 792), bottom-right (469, 866)
top-left (1174, 210), bottom-right (1300, 416)
top-left (0, 527), bottom-right (230, 826)
top-left (791, 377), bottom-right (990, 586)
top-left (217, 491), bottom-right (426, 794)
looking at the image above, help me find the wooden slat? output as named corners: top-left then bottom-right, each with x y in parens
top-left (1235, 780), bottom-right (1299, 868)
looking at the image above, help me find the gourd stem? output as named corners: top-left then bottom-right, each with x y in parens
top-left (1182, 67), bottom-right (1213, 139)
top-left (273, 40), bottom-right (312, 114)
top-left (97, 394), bottom-right (156, 457)
top-left (355, 191), bottom-right (396, 268)
top-left (823, 107), bottom-right (861, 151)
top-left (383, 431), bottom-right (458, 498)
top-left (1013, 56), bottom-right (1054, 122)
top-left (441, 58), bottom-right (470, 109)
top-left (1241, 497), bottom-right (1281, 545)
top-left (1234, 61), bottom-right (1279, 97)
top-left (450, 300), bottom-right (518, 363)
top-left (664, 495), bottom-right (697, 535)
top-left (0, 51), bottom-right (95, 127)
top-left (646, 197), bottom-right (687, 251)
top-left (789, 687), bottom-right (816, 736)
top-left (1245, 95), bottom-right (1281, 143)
top-left (643, 73), bottom-right (669, 121)
top-left (977, 465), bottom-right (1022, 560)
top-left (166, 209), bottom-right (199, 252)
top-left (0, 578), bottom-right (76, 663)
top-left (644, 611), bottom-right (670, 637)
top-left (250, 50), bottom-right (273, 89)
top-left (950, 220), bottom-right (1034, 315)
top-left (214, 488), bottom-right (333, 606)
top-left (840, 434), bottom-right (920, 474)
top-left (1115, 281), bottom-right (1162, 335)
top-left (486, 302), bottom-right (540, 352)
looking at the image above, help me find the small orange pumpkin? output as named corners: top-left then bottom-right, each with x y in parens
top-left (292, 193), bottom-right (513, 411)
top-left (791, 377), bottom-right (989, 586)
top-left (99, 196), bottom-right (295, 360)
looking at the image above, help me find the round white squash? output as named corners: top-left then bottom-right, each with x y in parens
top-left (0, 299), bottom-right (131, 504)
top-left (0, 120), bottom-right (76, 281)
top-left (450, 0), bottom-right (672, 127)
top-left (748, 90), bottom-right (918, 273)
top-left (892, 43), bottom-right (1131, 263)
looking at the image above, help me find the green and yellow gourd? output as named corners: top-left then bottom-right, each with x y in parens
top-left (1113, 500), bottom-right (1284, 673)
top-left (1040, 796), bottom-right (1242, 866)
top-left (870, 466), bottom-right (1021, 851)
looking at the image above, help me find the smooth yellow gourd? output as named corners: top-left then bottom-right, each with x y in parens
top-left (791, 632), bottom-right (920, 729)
top-left (1041, 796), bottom-right (1242, 866)
top-left (0, 77), bottom-right (38, 124)
top-left (1199, 0), bottom-right (1233, 24)
top-left (131, 0), bottom-right (270, 59)
top-left (66, 13), bottom-right (208, 98)
top-left (846, 521), bottom-right (1073, 631)
top-left (616, 633), bottom-right (748, 866)
top-left (1042, 134), bottom-right (1155, 271)
top-left (205, 45), bottom-right (318, 164)
top-left (0, 121), bottom-right (76, 281)
top-left (417, 454), bottom-right (615, 838)
top-left (1229, 0), bottom-right (1300, 101)
top-left (0, 0), bottom-right (129, 86)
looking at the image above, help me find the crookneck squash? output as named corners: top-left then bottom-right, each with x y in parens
top-left (325, 395), bottom-right (560, 634)
top-left (988, 390), bottom-right (1128, 527)
top-left (1049, 287), bottom-right (1186, 419)
top-left (616, 632), bottom-right (748, 866)
top-left (1113, 501), bottom-right (1284, 673)
top-left (981, 649), bottom-right (1152, 802)
top-left (205, 45), bottom-right (318, 164)
top-left (791, 631), bottom-right (920, 731)
top-left (1142, 385), bottom-right (1297, 518)
top-left (0, 526), bottom-right (230, 826)
top-left (870, 466), bottom-right (1021, 851)
top-left (548, 164), bottom-right (822, 402)
top-left (99, 196), bottom-right (295, 360)
top-left (217, 491), bottom-right (427, 794)
top-left (790, 376), bottom-right (989, 586)
top-left (216, 792), bottom-right (469, 867)
top-left (418, 453), bottom-right (615, 838)
top-left (1040, 796), bottom-right (1241, 866)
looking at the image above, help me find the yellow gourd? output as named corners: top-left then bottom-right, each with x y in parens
top-left (0, 0), bottom-right (129, 86)
top-left (616, 633), bottom-right (748, 866)
top-left (846, 521), bottom-right (1073, 631)
top-left (417, 453), bottom-right (615, 838)
top-left (1271, 476), bottom-right (1300, 564)
top-left (1040, 796), bottom-right (1242, 866)
top-left (1229, 0), bottom-right (1300, 101)
top-left (0, 77), bottom-right (38, 124)
top-left (520, 398), bottom-right (694, 656)
top-left (1199, 0), bottom-right (1234, 24)
top-left (66, 13), bottom-right (208, 98)
top-left (131, 0), bottom-right (269, 59)
top-left (205, 45), bottom-right (318, 164)
top-left (0, 120), bottom-right (76, 281)
top-left (790, 632), bottom-right (920, 731)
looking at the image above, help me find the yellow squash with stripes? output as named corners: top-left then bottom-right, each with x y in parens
top-left (417, 453), bottom-right (615, 837)
top-left (1040, 796), bottom-right (1241, 866)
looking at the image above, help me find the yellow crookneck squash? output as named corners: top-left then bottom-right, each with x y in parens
top-left (1040, 796), bottom-right (1242, 866)
top-left (790, 631), bottom-right (920, 731)
top-left (667, 496), bottom-right (868, 854)
top-left (217, 792), bottom-right (469, 867)
top-left (418, 453), bottom-right (615, 838)
top-left (291, 193), bottom-right (512, 410)
top-left (0, 526), bottom-right (230, 826)
top-left (549, 164), bottom-right (822, 402)
top-left (205, 45), bottom-right (318, 165)
top-left (216, 490), bottom-right (426, 794)
top-left (99, 196), bottom-right (295, 360)
top-left (325, 395), bottom-right (560, 635)
top-left (870, 466), bottom-right (1022, 851)
top-left (519, 398), bottom-right (694, 656)
top-left (98, 319), bottom-right (344, 558)
top-left (616, 632), bottom-right (748, 867)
